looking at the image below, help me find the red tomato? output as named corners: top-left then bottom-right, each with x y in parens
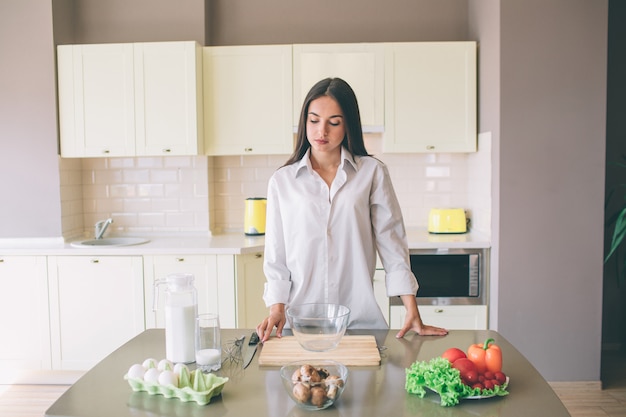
top-left (463, 370), bottom-right (479, 384)
top-left (483, 371), bottom-right (495, 380)
top-left (452, 358), bottom-right (478, 381)
top-left (494, 372), bottom-right (507, 385)
top-left (483, 380), bottom-right (495, 390)
top-left (472, 382), bottom-right (484, 390)
top-left (441, 348), bottom-right (467, 364)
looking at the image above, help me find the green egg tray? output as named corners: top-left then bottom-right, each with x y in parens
top-left (124, 368), bottom-right (228, 406)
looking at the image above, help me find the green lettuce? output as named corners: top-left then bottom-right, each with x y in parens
top-left (405, 357), bottom-right (509, 407)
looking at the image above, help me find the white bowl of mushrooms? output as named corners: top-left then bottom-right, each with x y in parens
top-left (280, 360), bottom-right (348, 410)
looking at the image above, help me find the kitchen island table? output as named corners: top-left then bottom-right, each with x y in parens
top-left (45, 329), bottom-right (570, 417)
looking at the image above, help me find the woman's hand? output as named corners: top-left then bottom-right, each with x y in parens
top-left (395, 295), bottom-right (448, 338)
top-left (256, 303), bottom-right (287, 343)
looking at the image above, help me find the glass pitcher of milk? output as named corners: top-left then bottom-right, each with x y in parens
top-left (153, 273), bottom-right (198, 364)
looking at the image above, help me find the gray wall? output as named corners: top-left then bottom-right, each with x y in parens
top-left (498, 0), bottom-right (607, 381)
top-left (467, 0), bottom-right (501, 330)
top-left (206, 0), bottom-right (468, 45)
top-left (66, 0), bottom-right (205, 44)
top-left (0, 0), bottom-right (62, 238)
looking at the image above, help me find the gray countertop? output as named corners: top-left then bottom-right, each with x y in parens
top-left (45, 328), bottom-right (568, 417)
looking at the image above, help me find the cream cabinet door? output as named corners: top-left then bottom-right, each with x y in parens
top-left (390, 305), bottom-right (487, 330)
top-left (203, 45), bottom-right (293, 155)
top-left (134, 41), bottom-right (204, 156)
top-left (144, 255), bottom-right (237, 329)
top-left (58, 43), bottom-right (136, 157)
top-left (0, 256), bottom-right (51, 382)
top-left (48, 256), bottom-right (145, 370)
top-left (234, 252), bottom-right (266, 329)
top-left (293, 43), bottom-right (385, 131)
top-left (384, 42), bottom-right (477, 153)
top-left (58, 41), bottom-right (203, 157)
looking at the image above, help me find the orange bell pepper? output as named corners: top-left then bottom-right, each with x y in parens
top-left (467, 338), bottom-right (502, 373)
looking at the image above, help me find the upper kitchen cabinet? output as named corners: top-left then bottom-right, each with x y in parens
top-left (384, 42), bottom-right (477, 153)
top-left (293, 43), bottom-right (385, 132)
top-left (203, 45), bottom-right (293, 155)
top-left (57, 41), bottom-right (203, 158)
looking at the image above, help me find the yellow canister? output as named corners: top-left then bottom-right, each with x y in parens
top-left (244, 197), bottom-right (267, 236)
top-left (428, 208), bottom-right (467, 234)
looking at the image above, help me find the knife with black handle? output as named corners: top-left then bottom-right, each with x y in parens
top-left (243, 331), bottom-right (260, 369)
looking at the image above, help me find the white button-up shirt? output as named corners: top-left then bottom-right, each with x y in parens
top-left (262, 147), bottom-right (419, 329)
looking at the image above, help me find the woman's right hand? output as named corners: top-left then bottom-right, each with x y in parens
top-left (256, 303), bottom-right (286, 343)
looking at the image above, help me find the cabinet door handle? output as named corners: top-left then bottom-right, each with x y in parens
top-left (176, 258), bottom-right (185, 262)
top-left (426, 145), bottom-right (435, 151)
top-left (91, 259), bottom-right (100, 263)
top-left (244, 148), bottom-right (253, 152)
top-left (0, 258), bottom-right (4, 263)
top-left (255, 253), bottom-right (262, 259)
top-left (162, 148), bottom-right (171, 153)
top-left (102, 149), bottom-right (110, 154)
top-left (434, 308), bottom-right (444, 313)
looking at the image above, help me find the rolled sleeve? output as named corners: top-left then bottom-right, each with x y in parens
top-left (263, 279), bottom-right (292, 307)
top-left (384, 269), bottom-right (419, 297)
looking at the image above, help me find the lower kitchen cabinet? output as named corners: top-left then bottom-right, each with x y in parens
top-left (47, 256), bottom-right (145, 370)
top-left (390, 305), bottom-right (487, 330)
top-left (234, 252), bottom-right (267, 329)
top-left (143, 254), bottom-right (237, 329)
top-left (0, 256), bottom-right (51, 382)
top-left (144, 253), bottom-right (267, 330)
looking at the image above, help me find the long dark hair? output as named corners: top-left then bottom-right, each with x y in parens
top-left (284, 77), bottom-right (370, 166)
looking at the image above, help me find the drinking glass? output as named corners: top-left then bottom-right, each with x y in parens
top-left (195, 313), bottom-right (221, 372)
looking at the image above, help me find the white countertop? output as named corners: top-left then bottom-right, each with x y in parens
top-left (0, 228), bottom-right (490, 256)
top-left (405, 228), bottom-right (490, 249)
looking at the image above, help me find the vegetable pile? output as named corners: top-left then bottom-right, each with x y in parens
top-left (405, 338), bottom-right (509, 407)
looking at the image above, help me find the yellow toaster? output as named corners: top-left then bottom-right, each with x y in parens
top-left (428, 208), bottom-right (467, 234)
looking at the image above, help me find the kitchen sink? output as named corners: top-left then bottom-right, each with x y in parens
top-left (70, 237), bottom-right (150, 248)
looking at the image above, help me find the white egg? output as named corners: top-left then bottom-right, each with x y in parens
top-left (158, 370), bottom-right (179, 387)
top-left (127, 363), bottom-right (146, 380)
top-left (173, 363), bottom-right (188, 376)
top-left (143, 367), bottom-right (161, 384)
top-left (142, 358), bottom-right (157, 369)
top-left (157, 359), bottom-right (173, 371)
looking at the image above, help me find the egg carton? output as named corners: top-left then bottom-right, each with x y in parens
top-left (124, 368), bottom-right (228, 406)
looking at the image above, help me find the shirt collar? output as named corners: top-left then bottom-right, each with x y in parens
top-left (295, 147), bottom-right (358, 177)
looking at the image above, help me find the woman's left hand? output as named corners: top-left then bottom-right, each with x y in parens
top-left (395, 294), bottom-right (448, 338)
top-left (396, 322), bottom-right (448, 338)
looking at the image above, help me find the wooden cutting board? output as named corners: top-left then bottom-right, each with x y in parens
top-left (258, 335), bottom-right (381, 366)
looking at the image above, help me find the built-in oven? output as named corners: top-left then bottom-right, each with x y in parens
top-left (389, 248), bottom-right (488, 306)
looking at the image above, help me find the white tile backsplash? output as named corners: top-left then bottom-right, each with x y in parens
top-left (59, 135), bottom-right (492, 238)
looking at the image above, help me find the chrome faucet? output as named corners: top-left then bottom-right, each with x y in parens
top-left (94, 218), bottom-right (113, 239)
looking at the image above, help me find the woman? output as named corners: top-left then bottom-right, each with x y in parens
top-left (256, 78), bottom-right (447, 342)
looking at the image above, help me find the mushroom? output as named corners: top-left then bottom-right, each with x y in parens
top-left (291, 368), bottom-right (302, 383)
top-left (325, 375), bottom-right (344, 400)
top-left (299, 365), bottom-right (322, 383)
top-left (316, 367), bottom-right (330, 380)
top-left (310, 386), bottom-right (327, 407)
top-left (292, 382), bottom-right (311, 403)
